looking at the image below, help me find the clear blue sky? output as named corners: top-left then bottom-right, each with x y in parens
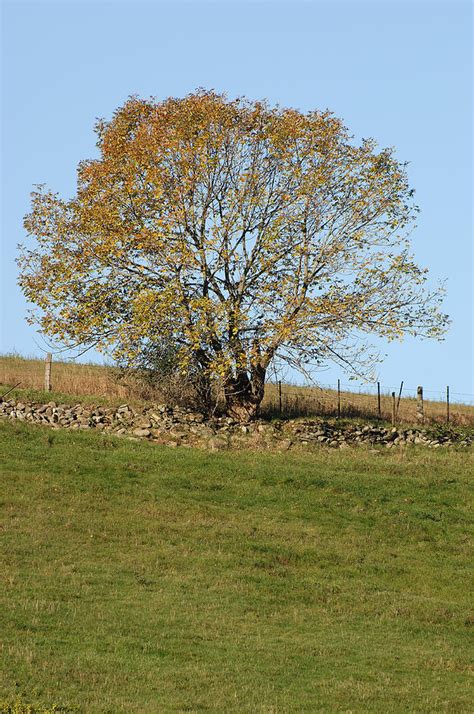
top-left (1, 0), bottom-right (472, 400)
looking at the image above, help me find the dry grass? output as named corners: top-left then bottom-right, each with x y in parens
top-left (1, 353), bottom-right (473, 425)
top-left (0, 354), bottom-right (129, 400)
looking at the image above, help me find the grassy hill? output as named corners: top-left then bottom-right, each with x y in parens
top-left (1, 420), bottom-right (472, 712)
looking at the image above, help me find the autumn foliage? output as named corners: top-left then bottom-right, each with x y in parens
top-left (18, 91), bottom-right (448, 420)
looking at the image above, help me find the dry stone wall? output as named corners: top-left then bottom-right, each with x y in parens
top-left (1, 398), bottom-right (472, 451)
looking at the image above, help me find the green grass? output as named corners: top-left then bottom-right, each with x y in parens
top-left (0, 421), bottom-right (472, 712)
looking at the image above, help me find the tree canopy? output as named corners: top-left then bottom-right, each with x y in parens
top-left (18, 90), bottom-right (448, 420)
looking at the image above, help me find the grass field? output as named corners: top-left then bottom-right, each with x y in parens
top-left (1, 420), bottom-right (472, 712)
top-left (2, 353), bottom-right (474, 425)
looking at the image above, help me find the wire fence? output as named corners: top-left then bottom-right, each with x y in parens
top-left (262, 380), bottom-right (474, 426)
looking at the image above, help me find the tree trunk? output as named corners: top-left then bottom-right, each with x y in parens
top-left (224, 365), bottom-right (266, 422)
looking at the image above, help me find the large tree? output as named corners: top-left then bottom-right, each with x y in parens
top-left (19, 91), bottom-right (448, 420)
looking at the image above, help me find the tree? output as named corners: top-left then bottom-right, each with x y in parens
top-left (18, 90), bottom-right (448, 421)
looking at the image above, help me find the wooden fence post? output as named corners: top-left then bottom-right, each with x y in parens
top-left (391, 392), bottom-right (396, 426)
top-left (446, 385), bottom-right (450, 424)
top-left (278, 380), bottom-right (282, 415)
top-left (396, 381), bottom-right (404, 418)
top-left (44, 353), bottom-right (52, 392)
top-left (377, 381), bottom-right (381, 418)
top-left (337, 379), bottom-right (341, 419)
top-left (416, 386), bottom-right (424, 423)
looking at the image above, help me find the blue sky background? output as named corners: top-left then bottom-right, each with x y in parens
top-left (1, 0), bottom-right (472, 401)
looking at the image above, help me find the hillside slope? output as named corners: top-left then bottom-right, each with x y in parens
top-left (1, 421), bottom-right (472, 712)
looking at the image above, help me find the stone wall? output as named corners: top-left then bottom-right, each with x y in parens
top-left (1, 398), bottom-right (472, 451)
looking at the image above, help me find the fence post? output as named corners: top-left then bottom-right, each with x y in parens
top-left (44, 353), bottom-right (52, 392)
top-left (377, 381), bottom-right (381, 418)
top-left (396, 380), bottom-right (404, 418)
top-left (446, 385), bottom-right (450, 424)
top-left (278, 380), bottom-right (282, 415)
top-left (337, 379), bottom-right (341, 419)
top-left (391, 392), bottom-right (396, 426)
top-left (416, 386), bottom-right (424, 424)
